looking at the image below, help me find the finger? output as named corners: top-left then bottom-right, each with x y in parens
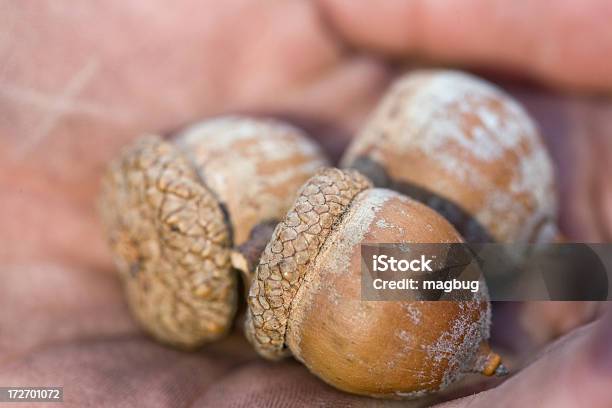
top-left (316, 0), bottom-right (612, 91)
top-left (519, 301), bottom-right (599, 347)
top-left (591, 106), bottom-right (612, 240)
top-left (589, 304), bottom-right (612, 374)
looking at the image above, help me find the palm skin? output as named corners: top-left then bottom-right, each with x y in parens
top-left (1, 1), bottom-right (611, 406)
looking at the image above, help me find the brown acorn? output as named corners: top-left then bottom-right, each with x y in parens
top-left (245, 168), bottom-right (504, 399)
top-left (99, 116), bottom-right (328, 348)
top-left (341, 69), bottom-right (559, 244)
top-left (341, 70), bottom-right (596, 346)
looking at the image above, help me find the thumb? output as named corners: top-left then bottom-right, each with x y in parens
top-left (316, 0), bottom-right (612, 91)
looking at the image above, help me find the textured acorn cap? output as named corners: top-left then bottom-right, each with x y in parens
top-left (341, 70), bottom-right (558, 243)
top-left (100, 136), bottom-right (236, 348)
top-left (245, 168), bottom-right (372, 359)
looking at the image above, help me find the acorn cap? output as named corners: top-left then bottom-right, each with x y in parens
top-left (100, 136), bottom-right (236, 348)
top-left (245, 168), bottom-right (372, 359)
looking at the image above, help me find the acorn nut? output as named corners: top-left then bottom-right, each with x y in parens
top-left (341, 70), bottom-right (559, 244)
top-left (100, 116), bottom-right (328, 348)
top-left (341, 70), bottom-right (589, 347)
top-left (245, 168), bottom-right (503, 399)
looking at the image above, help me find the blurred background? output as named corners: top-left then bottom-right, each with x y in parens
top-left (1, 1), bottom-right (611, 407)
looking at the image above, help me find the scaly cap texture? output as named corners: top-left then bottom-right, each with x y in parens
top-left (100, 136), bottom-right (236, 348)
top-left (245, 168), bottom-right (372, 359)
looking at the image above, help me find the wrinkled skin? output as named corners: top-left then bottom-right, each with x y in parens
top-left (1, 1), bottom-right (612, 407)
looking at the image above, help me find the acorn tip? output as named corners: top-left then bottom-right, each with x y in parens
top-left (494, 363), bottom-right (509, 377)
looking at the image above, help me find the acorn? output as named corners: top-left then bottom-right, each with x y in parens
top-left (340, 70), bottom-right (596, 347)
top-left (341, 69), bottom-right (559, 244)
top-left (245, 168), bottom-right (504, 399)
top-left (99, 116), bottom-right (328, 348)
top-left (175, 117), bottom-right (328, 246)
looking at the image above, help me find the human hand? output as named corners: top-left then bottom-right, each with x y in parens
top-left (1, 1), bottom-right (611, 406)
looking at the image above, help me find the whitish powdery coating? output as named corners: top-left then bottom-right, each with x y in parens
top-left (343, 70), bottom-right (558, 242)
top-left (289, 188), bottom-right (491, 398)
top-left (176, 116), bottom-right (329, 244)
top-left (343, 191), bottom-right (490, 395)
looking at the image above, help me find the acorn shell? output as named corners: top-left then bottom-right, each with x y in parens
top-left (245, 169), bottom-right (492, 398)
top-left (341, 70), bottom-right (558, 243)
top-left (100, 136), bottom-right (236, 348)
top-left (175, 116), bottom-right (329, 245)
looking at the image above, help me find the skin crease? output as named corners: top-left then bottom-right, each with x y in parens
top-left (0, 1), bottom-right (611, 406)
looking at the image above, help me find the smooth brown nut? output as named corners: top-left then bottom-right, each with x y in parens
top-left (341, 70), bottom-right (558, 244)
top-left (245, 169), bottom-right (501, 399)
top-left (342, 71), bottom-right (589, 349)
top-left (100, 116), bottom-right (328, 348)
top-left (176, 116), bottom-right (329, 245)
